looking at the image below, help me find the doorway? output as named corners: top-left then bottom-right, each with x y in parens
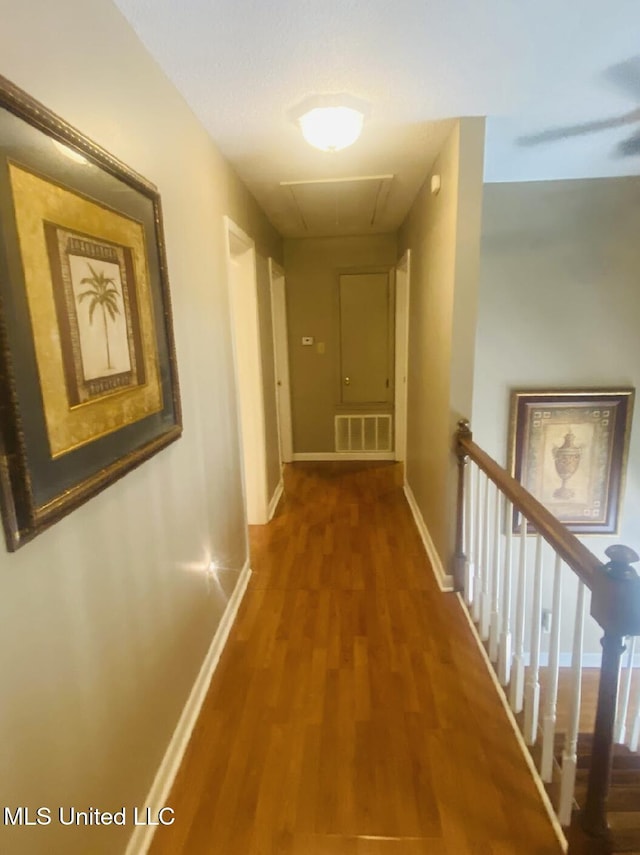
top-left (269, 259), bottom-right (293, 464)
top-left (224, 217), bottom-right (269, 524)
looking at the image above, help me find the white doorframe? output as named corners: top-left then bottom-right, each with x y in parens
top-left (269, 259), bottom-right (293, 463)
top-left (224, 216), bottom-right (269, 525)
top-left (395, 249), bottom-right (411, 464)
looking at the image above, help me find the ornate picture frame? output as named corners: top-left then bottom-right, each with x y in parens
top-left (0, 75), bottom-right (182, 551)
top-left (509, 389), bottom-right (634, 534)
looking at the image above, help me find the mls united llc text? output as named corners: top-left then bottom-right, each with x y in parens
top-left (3, 806), bottom-right (175, 827)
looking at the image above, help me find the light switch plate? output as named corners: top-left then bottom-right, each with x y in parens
top-left (302, 336), bottom-right (314, 346)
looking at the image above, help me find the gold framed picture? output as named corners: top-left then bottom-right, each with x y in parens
top-left (0, 75), bottom-right (182, 551)
top-left (509, 389), bottom-right (634, 534)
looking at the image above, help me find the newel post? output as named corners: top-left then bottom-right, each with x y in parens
top-left (580, 544), bottom-right (640, 842)
top-left (453, 419), bottom-right (472, 592)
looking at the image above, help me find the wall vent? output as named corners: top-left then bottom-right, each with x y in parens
top-left (334, 414), bottom-right (392, 453)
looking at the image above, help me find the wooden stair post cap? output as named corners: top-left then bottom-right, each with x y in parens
top-left (591, 545), bottom-right (640, 636)
top-left (605, 544), bottom-right (640, 577)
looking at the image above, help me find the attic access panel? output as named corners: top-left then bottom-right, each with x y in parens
top-left (281, 175), bottom-right (393, 236)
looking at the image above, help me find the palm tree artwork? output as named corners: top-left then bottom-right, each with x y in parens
top-left (76, 262), bottom-right (122, 371)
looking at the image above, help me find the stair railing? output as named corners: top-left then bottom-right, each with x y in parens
top-left (454, 419), bottom-right (640, 851)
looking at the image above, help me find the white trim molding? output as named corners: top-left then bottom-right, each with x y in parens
top-left (125, 560), bottom-right (252, 855)
top-left (269, 259), bottom-right (293, 464)
top-left (292, 452), bottom-right (395, 462)
top-left (394, 249), bottom-right (411, 463)
top-left (224, 216), bottom-right (269, 525)
top-left (403, 482), bottom-right (454, 591)
top-left (268, 478), bottom-right (284, 520)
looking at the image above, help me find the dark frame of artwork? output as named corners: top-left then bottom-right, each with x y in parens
top-left (0, 75), bottom-right (182, 551)
top-left (508, 389), bottom-right (634, 534)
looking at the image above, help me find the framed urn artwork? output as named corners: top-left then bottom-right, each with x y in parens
top-left (0, 75), bottom-right (182, 551)
top-left (509, 389), bottom-right (634, 534)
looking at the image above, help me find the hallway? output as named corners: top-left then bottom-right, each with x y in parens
top-left (150, 462), bottom-right (563, 854)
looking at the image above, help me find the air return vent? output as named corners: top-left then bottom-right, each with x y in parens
top-left (334, 414), bottom-right (392, 453)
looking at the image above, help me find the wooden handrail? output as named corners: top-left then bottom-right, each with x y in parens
top-left (456, 427), bottom-right (603, 590)
top-left (454, 419), bottom-right (640, 851)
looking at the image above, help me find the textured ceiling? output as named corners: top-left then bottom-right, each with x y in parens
top-left (112, 0), bottom-right (640, 236)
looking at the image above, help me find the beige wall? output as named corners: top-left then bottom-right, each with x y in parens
top-left (398, 118), bottom-right (485, 571)
top-left (284, 234), bottom-right (397, 453)
top-left (473, 176), bottom-right (640, 654)
top-left (0, 0), bottom-right (281, 852)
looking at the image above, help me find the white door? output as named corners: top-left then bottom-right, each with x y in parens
top-left (269, 260), bottom-right (293, 463)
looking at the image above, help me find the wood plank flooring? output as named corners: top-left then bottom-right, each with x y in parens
top-left (149, 462), bottom-right (563, 854)
top-left (548, 668), bottom-right (640, 737)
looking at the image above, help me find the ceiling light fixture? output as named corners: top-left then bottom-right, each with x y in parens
top-left (292, 94), bottom-right (369, 153)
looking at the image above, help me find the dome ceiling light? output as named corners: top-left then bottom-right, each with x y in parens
top-left (291, 94), bottom-right (370, 153)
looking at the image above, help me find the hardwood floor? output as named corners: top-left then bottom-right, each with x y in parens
top-left (149, 462), bottom-right (563, 854)
top-left (546, 667), bottom-right (640, 737)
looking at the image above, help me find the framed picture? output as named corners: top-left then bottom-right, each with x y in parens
top-left (0, 75), bottom-right (182, 551)
top-left (509, 389), bottom-right (634, 534)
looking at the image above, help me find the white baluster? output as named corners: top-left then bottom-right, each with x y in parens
top-left (615, 635), bottom-right (637, 745)
top-left (509, 516), bottom-right (527, 713)
top-left (489, 486), bottom-right (502, 662)
top-left (524, 534), bottom-right (544, 745)
top-left (480, 475), bottom-right (491, 640)
top-left (464, 462), bottom-right (475, 606)
top-left (558, 580), bottom-right (586, 827)
top-left (472, 468), bottom-right (483, 623)
top-left (498, 501), bottom-right (513, 687)
top-left (541, 555), bottom-right (563, 782)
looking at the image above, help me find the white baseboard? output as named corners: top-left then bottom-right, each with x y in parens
top-left (403, 482), bottom-right (454, 591)
top-left (268, 479), bottom-right (284, 520)
top-left (125, 560), bottom-right (252, 855)
top-left (292, 452), bottom-right (395, 462)
top-left (457, 594), bottom-right (568, 852)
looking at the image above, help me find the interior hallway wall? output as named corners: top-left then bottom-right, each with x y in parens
top-left (284, 234), bottom-right (397, 453)
top-left (398, 118), bottom-right (485, 576)
top-left (473, 176), bottom-right (640, 654)
top-left (0, 0), bottom-right (281, 852)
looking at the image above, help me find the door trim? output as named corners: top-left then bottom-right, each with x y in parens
top-left (269, 259), bottom-right (293, 463)
top-left (224, 216), bottom-right (269, 525)
top-left (395, 249), bottom-right (411, 464)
